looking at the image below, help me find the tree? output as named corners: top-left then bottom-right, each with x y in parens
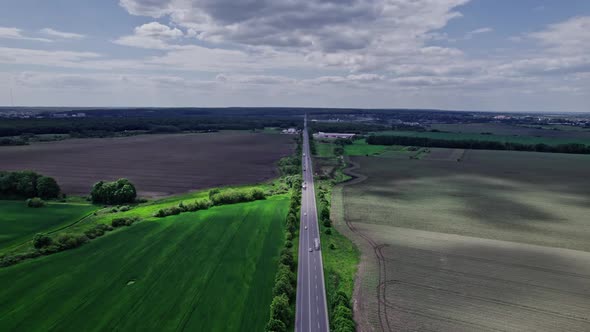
top-left (36, 176), bottom-right (60, 199)
top-left (321, 206), bottom-right (330, 221)
top-left (91, 178), bottom-right (137, 205)
top-left (33, 233), bottom-right (52, 249)
top-left (273, 276), bottom-right (294, 298)
top-left (269, 294), bottom-right (291, 323)
top-left (265, 318), bottom-right (286, 332)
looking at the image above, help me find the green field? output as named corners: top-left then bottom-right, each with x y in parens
top-left (0, 197), bottom-right (288, 331)
top-left (0, 201), bottom-right (96, 251)
top-left (373, 129), bottom-right (590, 146)
top-left (316, 139), bottom-right (422, 159)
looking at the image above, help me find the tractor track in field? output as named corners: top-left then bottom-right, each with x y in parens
top-left (336, 156), bottom-right (392, 332)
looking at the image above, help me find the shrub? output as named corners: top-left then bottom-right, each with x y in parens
top-left (111, 217), bottom-right (138, 227)
top-left (329, 243), bottom-right (336, 250)
top-left (119, 205), bottom-right (131, 212)
top-left (26, 197), bottom-right (45, 208)
top-left (56, 234), bottom-right (88, 250)
top-left (325, 228), bottom-right (332, 235)
top-left (84, 224), bottom-right (113, 239)
top-left (33, 233), bottom-right (52, 249)
top-left (323, 219), bottom-right (332, 228)
top-left (284, 240), bottom-right (293, 248)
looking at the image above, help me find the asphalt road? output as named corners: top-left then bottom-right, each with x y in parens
top-left (295, 116), bottom-right (330, 332)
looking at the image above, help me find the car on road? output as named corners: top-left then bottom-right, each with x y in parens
top-left (309, 247), bottom-right (313, 252)
top-left (304, 212), bottom-right (307, 216)
top-left (304, 225), bottom-right (307, 230)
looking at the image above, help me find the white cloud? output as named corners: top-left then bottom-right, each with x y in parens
top-left (0, 26), bottom-right (52, 42)
top-left (464, 27), bottom-right (493, 39)
top-left (114, 22), bottom-right (184, 49)
top-left (40, 28), bottom-right (85, 40)
top-left (529, 16), bottom-right (590, 54)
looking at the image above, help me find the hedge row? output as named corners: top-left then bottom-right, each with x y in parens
top-left (0, 217), bottom-right (142, 268)
top-left (154, 188), bottom-right (267, 218)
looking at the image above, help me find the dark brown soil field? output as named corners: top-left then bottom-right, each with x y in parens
top-left (0, 132), bottom-right (295, 197)
top-left (332, 149), bottom-right (590, 331)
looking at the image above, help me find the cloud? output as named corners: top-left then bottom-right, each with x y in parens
top-left (114, 22), bottom-right (183, 49)
top-left (0, 47), bottom-right (101, 68)
top-left (118, 0), bottom-right (470, 71)
top-left (464, 27), bottom-right (492, 39)
top-left (40, 28), bottom-right (86, 40)
top-left (0, 26), bottom-right (52, 42)
top-left (529, 16), bottom-right (590, 54)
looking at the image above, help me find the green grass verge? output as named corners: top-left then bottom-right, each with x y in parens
top-left (316, 181), bottom-right (359, 325)
top-left (372, 130), bottom-right (590, 146)
top-left (0, 201), bottom-right (96, 252)
top-left (0, 196), bottom-right (289, 331)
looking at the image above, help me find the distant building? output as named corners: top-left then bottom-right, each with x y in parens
top-left (281, 128), bottom-right (299, 134)
top-left (313, 132), bottom-right (356, 139)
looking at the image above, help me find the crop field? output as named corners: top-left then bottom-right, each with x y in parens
top-left (372, 129), bottom-right (590, 146)
top-left (0, 196), bottom-right (289, 331)
top-left (335, 149), bottom-right (590, 331)
top-left (0, 201), bottom-right (96, 252)
top-left (0, 132), bottom-right (294, 197)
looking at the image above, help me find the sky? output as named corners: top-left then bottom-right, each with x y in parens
top-left (0, 0), bottom-right (589, 112)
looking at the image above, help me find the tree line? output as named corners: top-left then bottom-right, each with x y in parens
top-left (265, 177), bottom-right (301, 332)
top-left (367, 135), bottom-right (590, 154)
top-left (0, 171), bottom-right (61, 199)
top-left (0, 116), bottom-right (301, 138)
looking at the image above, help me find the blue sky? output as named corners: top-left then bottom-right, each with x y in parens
top-left (0, 0), bottom-right (589, 112)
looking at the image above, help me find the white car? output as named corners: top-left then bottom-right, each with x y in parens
top-left (309, 247), bottom-right (313, 252)
top-left (304, 225), bottom-right (308, 230)
top-left (304, 212), bottom-right (307, 216)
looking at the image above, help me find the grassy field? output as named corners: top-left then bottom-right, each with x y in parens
top-left (339, 149), bottom-right (590, 331)
top-left (0, 196), bottom-right (289, 331)
top-left (373, 129), bottom-right (590, 146)
top-left (316, 139), bottom-right (419, 159)
top-left (0, 201), bottom-right (96, 252)
top-left (0, 132), bottom-right (294, 197)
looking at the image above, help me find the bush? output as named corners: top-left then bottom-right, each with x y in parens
top-left (84, 224), bottom-right (113, 239)
top-left (210, 188), bottom-right (266, 205)
top-left (284, 240), bottom-right (293, 248)
top-left (329, 243), bottom-right (336, 250)
top-left (56, 234), bottom-right (88, 250)
top-left (26, 197), bottom-right (45, 208)
top-left (33, 233), bottom-right (52, 249)
top-left (90, 178), bottom-right (137, 205)
top-left (119, 205), bottom-right (131, 212)
top-left (111, 217), bottom-right (138, 227)
top-left (325, 228), bottom-right (332, 235)
top-left (323, 219), bottom-right (332, 228)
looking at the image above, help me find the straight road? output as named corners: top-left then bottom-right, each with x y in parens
top-left (295, 115), bottom-right (330, 332)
